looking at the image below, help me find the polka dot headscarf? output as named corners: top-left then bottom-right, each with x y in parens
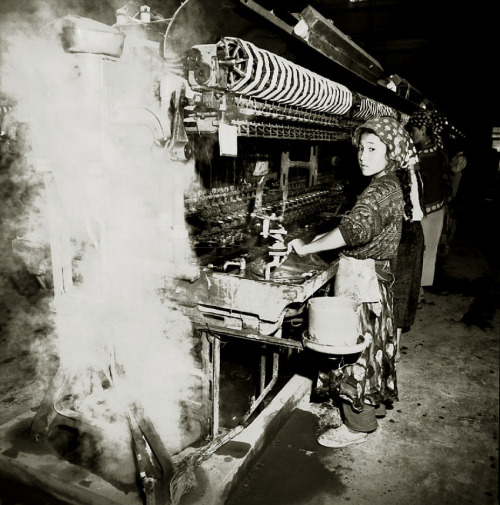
top-left (408, 109), bottom-right (446, 150)
top-left (353, 116), bottom-right (419, 172)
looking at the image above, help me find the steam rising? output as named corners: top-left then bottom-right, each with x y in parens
top-left (1, 0), bottom-right (203, 479)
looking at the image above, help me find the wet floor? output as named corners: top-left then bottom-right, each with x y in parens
top-left (226, 408), bottom-right (348, 505)
top-left (0, 478), bottom-right (59, 505)
top-left (225, 230), bottom-right (499, 505)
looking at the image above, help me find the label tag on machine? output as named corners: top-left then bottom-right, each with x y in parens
top-left (219, 123), bottom-right (238, 157)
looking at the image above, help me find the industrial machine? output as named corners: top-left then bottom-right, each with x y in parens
top-left (1, 1), bottom-right (447, 503)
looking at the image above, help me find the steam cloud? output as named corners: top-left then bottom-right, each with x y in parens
top-left (1, 0), bottom-right (204, 481)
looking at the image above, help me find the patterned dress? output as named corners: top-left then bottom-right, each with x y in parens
top-left (390, 220), bottom-right (424, 328)
top-left (320, 173), bottom-right (403, 411)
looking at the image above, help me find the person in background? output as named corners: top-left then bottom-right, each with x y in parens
top-left (441, 133), bottom-right (468, 252)
top-left (289, 117), bottom-right (417, 447)
top-left (407, 110), bottom-right (450, 293)
top-left (448, 142), bottom-right (467, 200)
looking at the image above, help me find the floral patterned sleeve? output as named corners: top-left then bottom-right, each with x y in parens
top-left (338, 176), bottom-right (402, 248)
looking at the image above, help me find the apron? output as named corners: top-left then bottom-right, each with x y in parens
top-left (334, 253), bottom-right (382, 315)
top-left (318, 254), bottom-right (398, 411)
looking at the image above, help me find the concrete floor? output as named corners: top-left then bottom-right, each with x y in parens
top-left (0, 201), bottom-right (499, 504)
top-left (225, 224), bottom-right (500, 505)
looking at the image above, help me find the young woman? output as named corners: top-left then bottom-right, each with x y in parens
top-left (408, 110), bottom-right (450, 288)
top-left (289, 116), bottom-right (418, 447)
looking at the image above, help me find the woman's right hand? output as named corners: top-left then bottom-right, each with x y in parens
top-left (288, 238), bottom-right (307, 256)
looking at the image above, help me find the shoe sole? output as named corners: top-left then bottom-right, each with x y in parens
top-left (317, 434), bottom-right (368, 448)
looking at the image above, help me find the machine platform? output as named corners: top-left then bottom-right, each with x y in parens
top-left (0, 375), bottom-right (312, 505)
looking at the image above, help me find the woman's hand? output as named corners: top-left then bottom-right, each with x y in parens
top-left (287, 228), bottom-right (346, 256)
top-left (288, 238), bottom-right (307, 256)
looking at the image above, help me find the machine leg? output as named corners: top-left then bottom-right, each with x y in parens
top-left (212, 335), bottom-right (220, 437)
top-left (201, 331), bottom-right (221, 439)
top-left (30, 367), bottom-right (68, 441)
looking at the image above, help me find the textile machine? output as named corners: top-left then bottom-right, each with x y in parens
top-left (3, 1), bottom-right (432, 503)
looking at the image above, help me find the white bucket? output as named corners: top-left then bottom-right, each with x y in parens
top-left (308, 296), bottom-right (361, 347)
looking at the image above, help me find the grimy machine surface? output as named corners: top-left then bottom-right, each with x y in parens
top-left (0, 1), bottom-right (430, 504)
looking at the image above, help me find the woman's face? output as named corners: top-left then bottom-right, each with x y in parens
top-left (357, 132), bottom-right (389, 178)
top-left (410, 125), bottom-right (427, 147)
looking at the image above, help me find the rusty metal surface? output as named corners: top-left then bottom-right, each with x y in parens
top-left (166, 257), bottom-right (339, 333)
top-left (197, 324), bottom-right (304, 350)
